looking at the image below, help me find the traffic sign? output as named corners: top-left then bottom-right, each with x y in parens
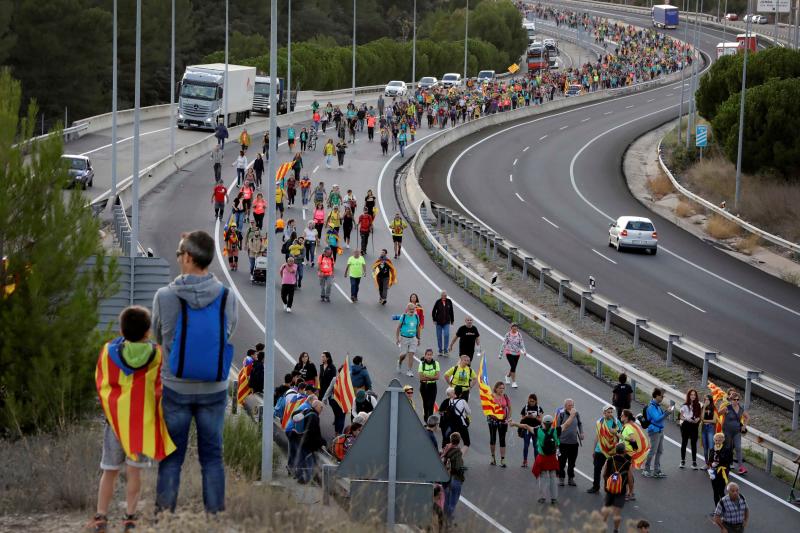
top-left (757, 0), bottom-right (790, 13)
top-left (696, 125), bottom-right (708, 148)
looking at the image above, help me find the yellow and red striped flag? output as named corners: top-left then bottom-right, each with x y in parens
top-left (281, 395), bottom-right (306, 429)
top-left (708, 381), bottom-right (728, 433)
top-left (275, 162), bottom-right (293, 183)
top-left (95, 339), bottom-right (175, 461)
top-left (478, 354), bottom-right (505, 419)
top-left (236, 361), bottom-right (253, 405)
top-left (624, 421), bottom-right (651, 469)
top-left (332, 356), bottom-right (356, 413)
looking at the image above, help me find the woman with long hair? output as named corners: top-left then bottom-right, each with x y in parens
top-left (409, 293), bottom-right (425, 333)
top-left (293, 351), bottom-right (317, 386)
top-left (680, 388), bottom-right (702, 469)
top-left (319, 352), bottom-right (345, 434)
top-left (487, 382), bottom-right (511, 467)
top-left (701, 394), bottom-right (716, 466)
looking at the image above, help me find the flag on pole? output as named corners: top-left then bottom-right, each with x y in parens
top-left (507, 63), bottom-right (520, 74)
top-left (275, 162), bottom-right (293, 183)
top-left (332, 356), bottom-right (356, 412)
top-left (236, 360), bottom-right (253, 405)
top-left (477, 354), bottom-right (505, 419)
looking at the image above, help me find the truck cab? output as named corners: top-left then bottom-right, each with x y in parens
top-left (253, 76), bottom-right (296, 116)
top-left (177, 64), bottom-right (255, 130)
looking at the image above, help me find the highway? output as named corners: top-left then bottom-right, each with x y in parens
top-left (134, 93), bottom-right (799, 530)
top-left (422, 4), bottom-right (800, 384)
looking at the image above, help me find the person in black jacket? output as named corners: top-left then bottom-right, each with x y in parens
top-left (297, 400), bottom-right (325, 484)
top-left (709, 432), bottom-right (733, 506)
top-left (293, 351), bottom-right (318, 385)
top-left (272, 373), bottom-right (294, 406)
top-left (249, 351), bottom-right (265, 394)
top-left (319, 351), bottom-right (344, 434)
top-left (431, 291), bottom-right (455, 356)
top-left (253, 153), bottom-right (264, 189)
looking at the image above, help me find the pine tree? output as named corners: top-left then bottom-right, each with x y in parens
top-left (0, 69), bottom-right (117, 436)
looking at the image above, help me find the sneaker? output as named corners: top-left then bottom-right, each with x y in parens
top-left (692, 462), bottom-right (698, 470)
top-left (490, 457), bottom-right (496, 466)
top-left (286, 307), bottom-right (292, 313)
top-left (521, 460), bottom-right (528, 468)
top-left (587, 487), bottom-right (600, 494)
top-left (406, 370), bottom-right (414, 377)
top-left (346, 243), bottom-right (350, 249)
top-left (558, 479), bottom-right (565, 487)
top-left (738, 465), bottom-right (748, 475)
top-left (504, 375), bottom-right (511, 384)
top-left (567, 478), bottom-right (576, 486)
top-left (283, 304), bottom-right (287, 311)
top-left (679, 461), bottom-right (686, 469)
top-left (500, 458), bottom-right (507, 468)
top-left (511, 382), bottom-right (518, 389)
top-left (655, 470), bottom-right (668, 478)
top-left (626, 493), bottom-right (636, 501)
top-left (641, 470), bottom-right (652, 478)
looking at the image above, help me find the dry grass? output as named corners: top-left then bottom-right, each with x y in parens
top-left (781, 270), bottom-right (800, 287)
top-left (706, 214), bottom-right (742, 240)
top-left (646, 171), bottom-right (674, 199)
top-left (674, 199), bottom-right (696, 217)
top-left (734, 233), bottom-right (762, 255)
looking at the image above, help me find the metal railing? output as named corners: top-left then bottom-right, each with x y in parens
top-left (110, 197), bottom-right (145, 257)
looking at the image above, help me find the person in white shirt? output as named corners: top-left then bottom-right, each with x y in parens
top-left (232, 150), bottom-right (248, 188)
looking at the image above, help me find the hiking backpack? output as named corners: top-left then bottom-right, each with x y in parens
top-left (330, 434), bottom-right (348, 461)
top-left (639, 405), bottom-right (651, 429)
top-left (540, 428), bottom-right (557, 455)
top-left (605, 458), bottom-right (629, 495)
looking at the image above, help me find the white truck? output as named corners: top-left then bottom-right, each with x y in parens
top-left (716, 42), bottom-right (741, 58)
top-left (177, 64), bottom-right (256, 130)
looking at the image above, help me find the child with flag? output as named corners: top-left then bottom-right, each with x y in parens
top-left (93, 306), bottom-right (175, 533)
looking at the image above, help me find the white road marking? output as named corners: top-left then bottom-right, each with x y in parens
top-left (666, 93), bottom-right (674, 96)
top-left (509, 174), bottom-right (513, 182)
top-left (794, 353), bottom-right (800, 358)
top-left (603, 111), bottom-right (613, 115)
top-left (647, 98), bottom-right (656, 102)
top-left (625, 105), bottom-right (634, 109)
top-left (512, 158), bottom-right (518, 166)
top-left (559, 125), bottom-right (569, 130)
top-left (515, 193), bottom-right (525, 202)
top-left (523, 145), bottom-right (530, 151)
top-left (581, 117), bottom-right (591, 122)
top-left (81, 126), bottom-right (171, 156)
top-left (333, 281), bottom-right (352, 302)
top-left (302, 208), bottom-right (306, 220)
top-left (668, 292), bottom-right (707, 313)
top-left (592, 248), bottom-right (618, 264)
top-left (539, 135), bottom-right (548, 140)
top-left (541, 216), bottom-right (559, 228)
top-left (312, 165), bottom-right (319, 174)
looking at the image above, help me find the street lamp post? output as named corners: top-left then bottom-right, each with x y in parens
top-left (132, 0), bottom-right (141, 258)
top-left (686, 0), bottom-right (703, 149)
top-left (412, 0), bottom-right (417, 89)
top-left (464, 0), bottom-right (469, 80)
top-left (735, 2), bottom-right (753, 210)
top-left (111, 0), bottom-right (118, 199)
top-left (287, 0), bottom-right (291, 111)
top-left (262, 0), bottom-right (279, 483)
top-left (170, 0), bottom-right (175, 156)
top-left (722, 0), bottom-right (728, 40)
top-left (352, 0), bottom-right (356, 100)
top-left (678, 0), bottom-right (690, 144)
top-left (224, 0), bottom-right (229, 126)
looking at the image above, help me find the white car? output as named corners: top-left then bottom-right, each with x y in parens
top-left (418, 76), bottom-right (438, 90)
top-left (384, 80), bottom-right (407, 97)
top-left (744, 14), bottom-right (767, 24)
top-left (543, 38), bottom-right (558, 53)
top-left (608, 216), bottom-right (658, 254)
top-left (476, 70), bottom-right (496, 84)
top-left (441, 72), bottom-right (462, 88)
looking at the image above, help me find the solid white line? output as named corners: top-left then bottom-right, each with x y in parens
top-left (541, 216), bottom-right (559, 229)
top-left (559, 125), bottom-right (569, 130)
top-left (603, 111), bottom-right (613, 115)
top-left (581, 117), bottom-right (591, 122)
top-left (512, 158), bottom-right (518, 166)
top-left (312, 165), bottom-right (319, 174)
top-left (568, 104), bottom-right (800, 320)
top-left (667, 291), bottom-right (707, 313)
top-left (81, 126), bottom-right (171, 156)
top-left (539, 135), bottom-right (548, 141)
top-left (509, 174), bottom-right (513, 182)
top-left (515, 193), bottom-right (525, 202)
top-left (625, 105), bottom-right (634, 109)
top-left (793, 353), bottom-right (800, 358)
top-left (333, 281), bottom-right (352, 302)
top-left (592, 248), bottom-right (618, 264)
top-left (646, 98), bottom-right (656, 103)
top-left (302, 208), bottom-right (306, 221)
top-left (523, 145), bottom-right (530, 151)
top-left (458, 498), bottom-right (513, 533)
top-left (666, 93), bottom-right (674, 96)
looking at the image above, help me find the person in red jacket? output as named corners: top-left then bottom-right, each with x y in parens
top-left (357, 207), bottom-right (374, 255)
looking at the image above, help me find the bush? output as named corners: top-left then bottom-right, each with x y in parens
top-left (223, 414), bottom-right (262, 480)
top-left (706, 214), bottom-right (741, 240)
top-left (646, 173), bottom-right (674, 199)
top-left (675, 200), bottom-right (695, 217)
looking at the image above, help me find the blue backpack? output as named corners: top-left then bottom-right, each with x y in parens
top-left (169, 287), bottom-right (234, 382)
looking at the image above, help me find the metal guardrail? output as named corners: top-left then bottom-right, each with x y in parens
top-left (110, 197), bottom-right (145, 257)
top-left (657, 140), bottom-right (800, 254)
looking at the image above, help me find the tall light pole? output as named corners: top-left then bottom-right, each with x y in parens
top-left (412, 0), bottom-right (417, 88)
top-left (463, 0), bottom-right (469, 80)
top-left (686, 0), bottom-right (703, 149)
top-left (224, 0), bottom-right (229, 126)
top-left (287, 0), bottom-right (291, 110)
top-left (722, 0), bottom-right (728, 40)
top-left (352, 0), bottom-right (357, 100)
top-left (111, 0), bottom-right (118, 199)
top-left (735, 2), bottom-right (753, 210)
top-left (170, 0), bottom-right (175, 156)
top-left (131, 0), bottom-right (141, 258)
top-left (678, 0), bottom-right (690, 144)
top-left (262, 0), bottom-right (279, 483)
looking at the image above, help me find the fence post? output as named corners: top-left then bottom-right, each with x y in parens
top-left (230, 380), bottom-right (238, 414)
top-left (579, 291), bottom-right (592, 320)
top-left (633, 319), bottom-right (648, 348)
top-left (605, 304), bottom-right (618, 333)
top-left (485, 232), bottom-right (494, 257)
top-left (541, 326), bottom-right (547, 342)
top-left (765, 449), bottom-right (773, 475)
top-left (558, 279), bottom-right (570, 305)
top-left (493, 236), bottom-right (503, 260)
top-left (666, 334), bottom-right (680, 366)
top-left (744, 370), bottom-right (761, 411)
top-left (567, 343), bottom-right (573, 361)
top-left (539, 267), bottom-right (551, 292)
top-left (595, 358), bottom-right (603, 378)
top-left (444, 209), bottom-right (453, 235)
top-left (438, 207), bottom-right (445, 229)
top-left (701, 352), bottom-right (717, 389)
top-left (459, 216), bottom-right (467, 242)
top-left (522, 256), bottom-right (532, 280)
top-left (792, 389), bottom-right (800, 431)
top-left (507, 246), bottom-right (518, 272)
top-left (479, 229), bottom-right (487, 253)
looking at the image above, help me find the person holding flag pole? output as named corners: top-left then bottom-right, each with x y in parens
top-left (323, 355), bottom-right (356, 435)
top-left (477, 353), bottom-right (511, 467)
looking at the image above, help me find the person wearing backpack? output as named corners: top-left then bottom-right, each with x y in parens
top-left (588, 405), bottom-right (622, 494)
top-left (417, 348), bottom-right (441, 422)
top-left (642, 387), bottom-right (674, 479)
top-left (296, 400), bottom-right (325, 484)
top-left (512, 412), bottom-right (570, 505)
top-left (441, 432), bottom-right (466, 527)
top-left (438, 386), bottom-right (471, 452)
top-left (600, 442), bottom-right (632, 533)
top-left (153, 231), bottom-right (238, 514)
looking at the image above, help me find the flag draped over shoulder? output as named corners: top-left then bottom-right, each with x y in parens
top-left (625, 422), bottom-right (650, 469)
top-left (596, 418), bottom-right (618, 457)
top-left (276, 162), bottom-right (293, 183)
top-left (237, 359), bottom-right (253, 405)
top-left (478, 354), bottom-right (505, 419)
top-left (95, 339), bottom-right (175, 461)
top-left (332, 357), bottom-right (356, 413)
top-left (708, 381), bottom-right (728, 433)
top-left (281, 395), bottom-right (306, 429)
top-left (371, 259), bottom-right (397, 288)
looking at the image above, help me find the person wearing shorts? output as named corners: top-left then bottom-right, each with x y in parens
top-left (500, 323), bottom-right (525, 389)
top-left (600, 443), bottom-right (631, 533)
top-left (396, 303), bottom-right (420, 377)
top-left (389, 214), bottom-right (407, 259)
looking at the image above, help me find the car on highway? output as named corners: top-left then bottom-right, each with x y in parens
top-left (61, 154), bottom-right (94, 189)
top-left (418, 76), bottom-right (438, 90)
top-left (476, 70), bottom-right (496, 84)
top-left (743, 14), bottom-right (767, 24)
top-left (724, 13), bottom-right (738, 21)
top-left (543, 38), bottom-right (558, 54)
top-left (565, 84), bottom-right (582, 97)
top-left (384, 80), bottom-right (407, 97)
top-left (608, 216), bottom-right (658, 254)
top-left (441, 72), bottom-right (462, 88)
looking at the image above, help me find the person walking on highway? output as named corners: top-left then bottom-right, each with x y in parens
top-left (600, 442), bottom-right (633, 533)
top-left (372, 250), bottom-right (396, 305)
top-left (642, 388), bottom-right (674, 479)
top-left (279, 257), bottom-right (298, 313)
top-left (287, 126), bottom-right (296, 151)
top-left (312, 202), bottom-right (326, 240)
top-left (275, 184), bottom-right (285, 219)
top-left (439, 387), bottom-right (471, 452)
top-left (679, 389), bottom-right (701, 470)
top-left (232, 150), bottom-right (247, 188)
top-left (441, 432), bottom-right (466, 528)
top-left (246, 220), bottom-right (265, 278)
top-left (612, 373), bottom-right (633, 422)
top-left (709, 431), bottom-right (734, 507)
top-left (211, 145), bottom-right (223, 182)
top-left (239, 128), bottom-right (250, 152)
top-left (303, 222), bottom-right (317, 266)
top-left (588, 405), bottom-right (622, 494)
top-left (262, 132), bottom-right (269, 160)
top-left (398, 128), bottom-right (408, 157)
top-left (317, 247), bottom-right (335, 302)
top-left (519, 393), bottom-right (544, 468)
top-left (299, 127), bottom-right (308, 152)
top-left (713, 482), bottom-right (749, 532)
top-left (357, 207), bottom-right (373, 255)
top-left (444, 354), bottom-right (476, 401)
top-left (555, 399), bottom-right (584, 487)
top-left (253, 153), bottom-right (264, 189)
top-left (389, 213), bottom-right (407, 259)
top-left (214, 121), bottom-right (228, 148)
top-left (488, 382), bottom-right (511, 468)
top-left (323, 138), bottom-right (335, 168)
top-left (344, 249), bottom-right (366, 302)
top-left (450, 317), bottom-right (480, 362)
top-left (299, 174), bottom-right (311, 206)
top-left (512, 413), bottom-right (569, 505)
top-left (431, 291), bottom-right (455, 357)
top-left (367, 114), bottom-right (376, 141)
top-left (722, 390), bottom-right (749, 475)
top-left (223, 223), bottom-right (241, 272)
top-left (336, 139), bottom-right (347, 167)
top-left (379, 127), bottom-right (389, 155)
top-left (291, 152), bottom-right (303, 182)
top-left (211, 180), bottom-right (228, 221)
top-left (252, 193), bottom-right (266, 230)
top-left (396, 303), bottom-right (421, 377)
top-left (342, 207), bottom-right (354, 250)
top-left (500, 323), bottom-right (526, 388)
top-left (409, 293), bottom-right (425, 333)
top-left (418, 349), bottom-right (440, 422)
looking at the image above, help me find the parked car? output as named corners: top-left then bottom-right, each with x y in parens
top-left (418, 76), bottom-right (438, 90)
top-left (608, 216), bottom-right (658, 254)
top-left (384, 80), bottom-right (407, 97)
top-left (62, 154), bottom-right (94, 189)
top-left (724, 13), bottom-right (738, 21)
top-left (441, 72), bottom-right (462, 88)
top-left (744, 14), bottom-right (767, 24)
top-left (565, 84), bottom-right (582, 97)
top-left (476, 70), bottom-right (496, 84)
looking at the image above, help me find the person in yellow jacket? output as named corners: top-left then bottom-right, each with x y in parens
top-left (323, 138), bottom-right (336, 168)
top-left (389, 213), bottom-right (408, 259)
top-left (239, 128), bottom-right (250, 152)
top-left (275, 184), bottom-right (285, 218)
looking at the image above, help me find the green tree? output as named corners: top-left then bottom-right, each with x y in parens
top-left (0, 70), bottom-right (117, 436)
top-left (0, 0), bottom-right (15, 64)
top-left (712, 77), bottom-right (800, 178)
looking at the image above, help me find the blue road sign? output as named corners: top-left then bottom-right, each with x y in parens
top-left (696, 125), bottom-right (708, 147)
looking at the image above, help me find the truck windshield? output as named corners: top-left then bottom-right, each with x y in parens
top-left (181, 82), bottom-right (217, 101)
top-left (254, 82), bottom-right (271, 96)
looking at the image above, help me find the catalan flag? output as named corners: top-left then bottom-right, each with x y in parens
top-left (708, 381), bottom-right (728, 433)
top-left (332, 356), bottom-right (356, 413)
top-left (623, 420), bottom-right (651, 469)
top-left (477, 354), bottom-right (505, 419)
top-left (95, 338), bottom-right (175, 461)
top-left (508, 63), bottom-right (520, 74)
top-left (281, 395), bottom-right (306, 429)
top-left (236, 359), bottom-right (253, 405)
top-left (596, 418), bottom-right (619, 457)
top-left (275, 161), bottom-right (293, 183)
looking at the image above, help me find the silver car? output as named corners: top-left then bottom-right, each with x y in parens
top-left (418, 76), bottom-right (438, 90)
top-left (608, 216), bottom-right (658, 254)
top-left (62, 154), bottom-right (94, 189)
top-left (384, 80), bottom-right (407, 98)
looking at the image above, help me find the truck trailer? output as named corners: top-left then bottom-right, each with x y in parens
top-left (652, 5), bottom-right (679, 29)
top-left (177, 64), bottom-right (256, 130)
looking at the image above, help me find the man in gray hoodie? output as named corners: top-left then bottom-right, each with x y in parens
top-left (153, 230), bottom-right (238, 514)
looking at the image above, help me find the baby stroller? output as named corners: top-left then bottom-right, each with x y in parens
top-left (252, 255), bottom-right (268, 284)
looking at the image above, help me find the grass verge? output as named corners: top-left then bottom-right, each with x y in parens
top-left (706, 214), bottom-right (741, 240)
